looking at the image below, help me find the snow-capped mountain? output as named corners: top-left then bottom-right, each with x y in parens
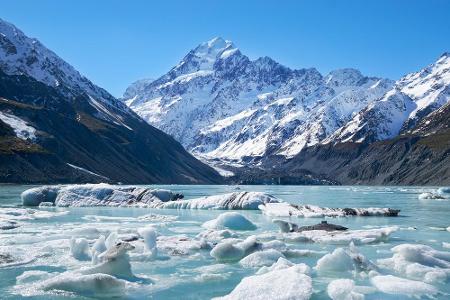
top-left (0, 18), bottom-right (221, 184)
top-left (0, 18), bottom-right (135, 127)
top-left (125, 37), bottom-right (394, 162)
top-left (328, 53), bottom-right (450, 144)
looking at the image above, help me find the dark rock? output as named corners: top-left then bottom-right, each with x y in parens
top-left (297, 220), bottom-right (348, 232)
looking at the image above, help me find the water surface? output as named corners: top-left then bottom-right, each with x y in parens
top-left (0, 185), bottom-right (449, 299)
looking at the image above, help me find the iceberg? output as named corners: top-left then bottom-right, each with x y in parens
top-left (81, 241), bottom-right (135, 279)
top-left (377, 243), bottom-right (450, 283)
top-left (158, 191), bottom-right (279, 210)
top-left (210, 236), bottom-right (260, 261)
top-left (69, 238), bottom-right (90, 261)
top-left (41, 273), bottom-right (126, 298)
top-left (327, 279), bottom-right (370, 300)
top-left (259, 202), bottom-right (400, 218)
top-left (239, 249), bottom-right (284, 268)
top-left (214, 265), bottom-right (312, 300)
top-left (22, 184), bottom-right (182, 207)
top-left (21, 184), bottom-right (278, 209)
top-left (202, 212), bottom-right (257, 231)
top-left (289, 226), bottom-right (398, 245)
top-left (371, 275), bottom-right (438, 297)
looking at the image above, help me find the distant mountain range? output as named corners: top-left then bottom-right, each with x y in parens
top-left (124, 38), bottom-right (449, 185)
top-left (0, 17), bottom-right (448, 185)
top-left (0, 18), bottom-right (222, 184)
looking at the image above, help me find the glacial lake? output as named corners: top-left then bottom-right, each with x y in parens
top-left (0, 185), bottom-right (449, 299)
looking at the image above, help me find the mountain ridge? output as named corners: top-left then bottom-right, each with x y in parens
top-left (0, 19), bottom-right (222, 184)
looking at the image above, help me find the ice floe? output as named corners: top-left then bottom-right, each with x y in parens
top-left (259, 202), bottom-right (400, 217)
top-left (69, 238), bottom-right (90, 261)
top-left (371, 275), bottom-right (438, 297)
top-left (157, 191), bottom-right (279, 210)
top-left (377, 244), bottom-right (450, 284)
top-left (40, 273), bottom-right (127, 298)
top-left (203, 212), bottom-right (257, 231)
top-left (239, 249), bottom-right (285, 268)
top-left (214, 264), bottom-right (312, 300)
top-left (285, 226), bottom-right (398, 245)
top-left (327, 279), bottom-right (373, 300)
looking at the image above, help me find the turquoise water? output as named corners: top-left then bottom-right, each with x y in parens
top-left (0, 185), bottom-right (449, 299)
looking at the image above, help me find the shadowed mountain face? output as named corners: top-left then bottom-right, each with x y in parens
top-left (0, 19), bottom-right (222, 184)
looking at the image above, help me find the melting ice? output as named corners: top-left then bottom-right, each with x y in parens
top-left (0, 184), bottom-right (449, 299)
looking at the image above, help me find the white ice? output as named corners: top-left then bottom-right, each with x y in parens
top-left (239, 249), bottom-right (284, 268)
top-left (327, 279), bottom-right (370, 300)
top-left (371, 275), bottom-right (438, 297)
top-left (377, 243), bottom-right (450, 283)
top-left (214, 265), bottom-right (312, 300)
top-left (259, 202), bottom-right (399, 217)
top-left (202, 212), bottom-right (257, 231)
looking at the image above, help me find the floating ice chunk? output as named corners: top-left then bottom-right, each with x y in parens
top-left (160, 191), bottom-right (279, 210)
top-left (377, 243), bottom-right (450, 283)
top-left (21, 185), bottom-right (278, 210)
top-left (138, 227), bottom-right (157, 258)
top-left (239, 249), bottom-right (285, 268)
top-left (210, 241), bottom-right (245, 262)
top-left (327, 279), bottom-right (366, 300)
top-left (443, 242), bottom-right (450, 249)
top-left (419, 192), bottom-right (446, 200)
top-left (137, 213), bottom-right (178, 222)
top-left (69, 238), bottom-right (90, 261)
top-left (371, 275), bottom-right (438, 297)
top-left (315, 248), bottom-right (355, 273)
top-left (91, 235), bottom-right (107, 264)
top-left (82, 242), bottom-right (135, 279)
top-left (105, 232), bottom-right (118, 250)
top-left (316, 244), bottom-right (375, 274)
top-left (21, 186), bottom-right (60, 206)
top-left (203, 212), bottom-right (257, 231)
top-left (259, 202), bottom-right (400, 218)
top-left (21, 184), bottom-right (182, 207)
top-left (41, 273), bottom-right (126, 298)
top-left (256, 257), bottom-right (295, 274)
top-left (157, 235), bottom-right (209, 255)
top-left (0, 208), bottom-right (68, 224)
top-left (294, 227), bottom-right (398, 245)
top-left (214, 265), bottom-right (312, 300)
top-left (194, 264), bottom-right (231, 282)
top-left (69, 226), bottom-right (101, 238)
top-left (38, 202), bottom-right (54, 207)
top-left (197, 229), bottom-right (238, 243)
top-left (16, 271), bottom-right (55, 284)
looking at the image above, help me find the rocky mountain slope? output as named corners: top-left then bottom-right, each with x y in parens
top-left (0, 18), bottom-right (222, 184)
top-left (124, 37), bottom-right (394, 164)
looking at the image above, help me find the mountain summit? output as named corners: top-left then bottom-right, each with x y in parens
top-left (124, 38), bottom-right (393, 163)
top-left (0, 19), bottom-right (222, 184)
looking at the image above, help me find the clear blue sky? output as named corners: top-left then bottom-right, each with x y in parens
top-left (2, 0), bottom-right (450, 97)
